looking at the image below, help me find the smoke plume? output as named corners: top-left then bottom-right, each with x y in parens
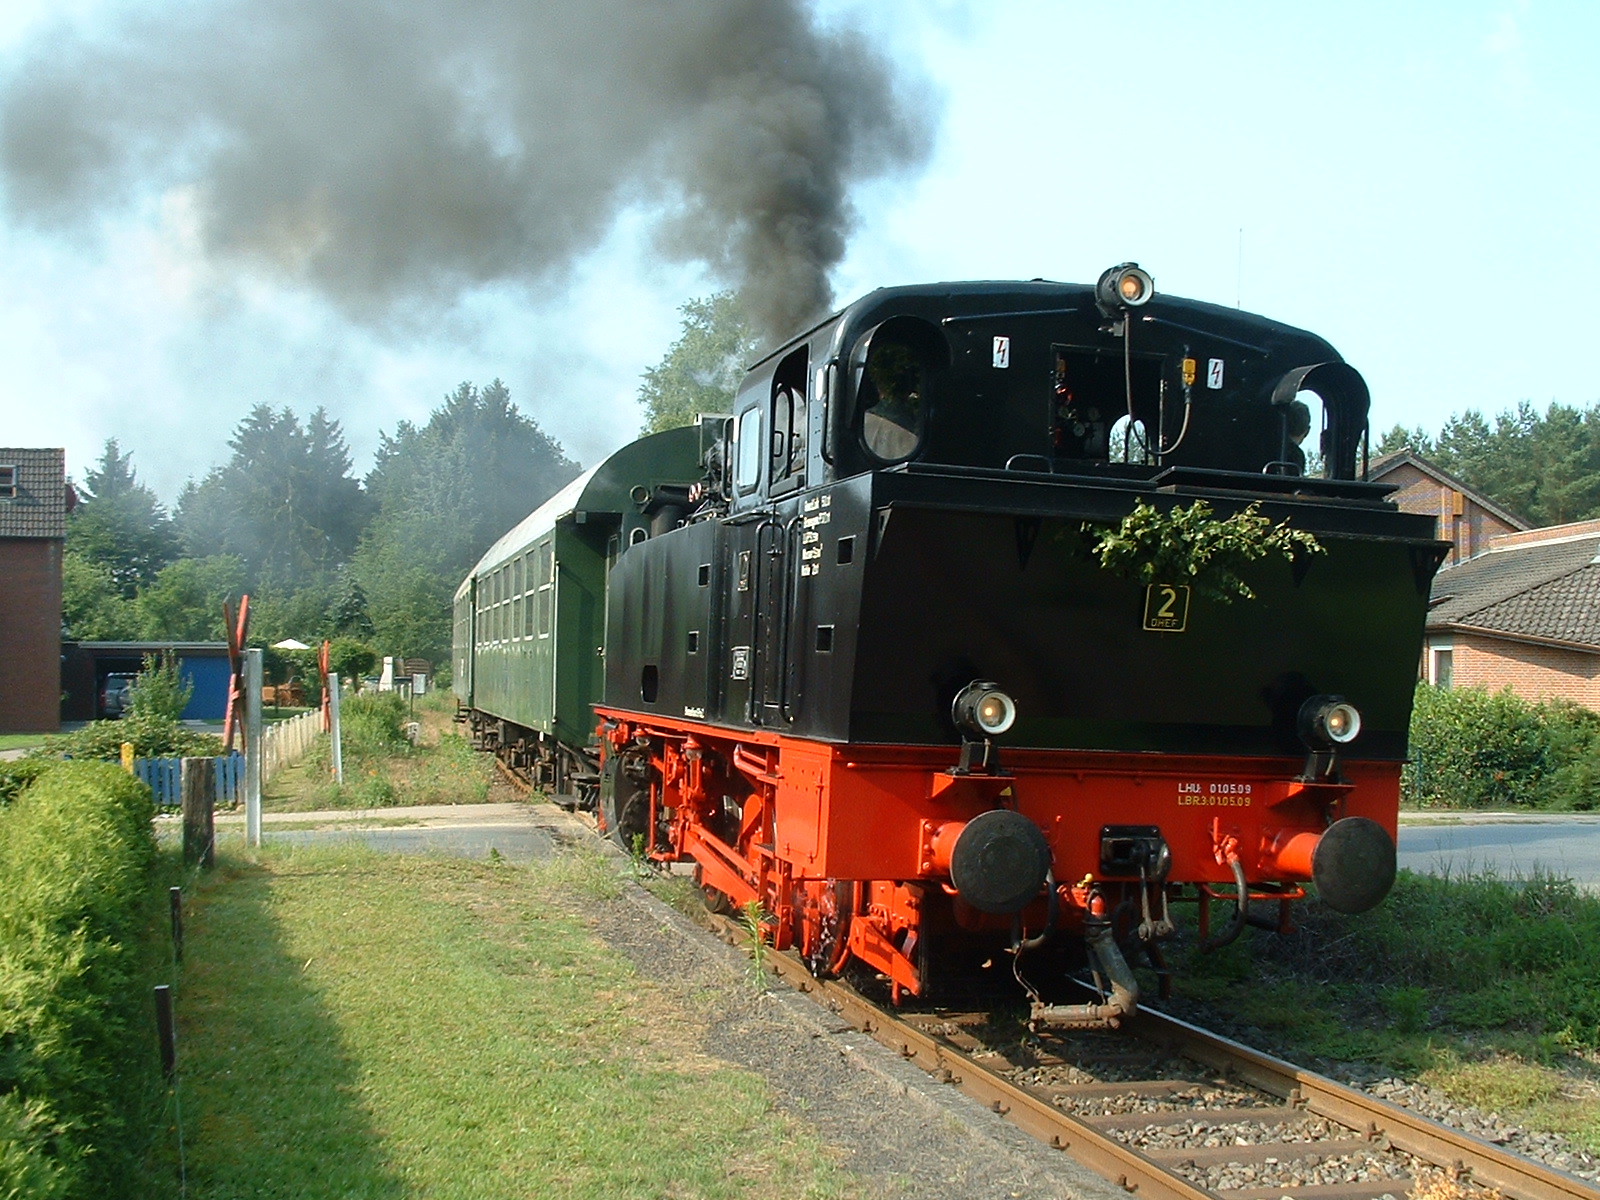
top-left (0, 0), bottom-right (934, 338)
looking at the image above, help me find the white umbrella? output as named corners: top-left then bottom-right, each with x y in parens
top-left (272, 638), bottom-right (311, 650)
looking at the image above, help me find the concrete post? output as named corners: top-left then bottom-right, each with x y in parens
top-left (328, 671), bottom-right (344, 786)
top-left (245, 648), bottom-right (263, 847)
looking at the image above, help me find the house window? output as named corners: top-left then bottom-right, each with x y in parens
top-left (0, 464), bottom-right (14, 499)
top-left (1432, 648), bottom-right (1453, 689)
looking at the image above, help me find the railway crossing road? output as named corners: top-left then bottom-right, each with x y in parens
top-left (210, 802), bottom-right (574, 863)
top-left (208, 803), bottom-right (1600, 892)
top-left (1397, 813), bottom-right (1600, 892)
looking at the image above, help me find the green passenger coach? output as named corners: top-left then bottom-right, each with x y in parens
top-left (452, 425), bottom-right (707, 793)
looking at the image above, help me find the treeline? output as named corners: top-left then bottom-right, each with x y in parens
top-left (64, 380), bottom-right (578, 669)
top-left (1377, 399), bottom-right (1600, 527)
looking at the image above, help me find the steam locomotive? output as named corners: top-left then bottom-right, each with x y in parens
top-left (454, 267), bottom-right (1446, 1025)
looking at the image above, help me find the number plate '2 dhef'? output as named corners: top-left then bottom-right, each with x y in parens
top-left (1143, 583), bottom-right (1191, 632)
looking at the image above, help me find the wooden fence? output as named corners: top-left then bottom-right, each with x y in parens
top-left (259, 708), bottom-right (322, 785)
top-left (137, 753), bottom-right (244, 809)
top-left (135, 710), bottom-right (323, 808)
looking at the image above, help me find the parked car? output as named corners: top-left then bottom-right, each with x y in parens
top-left (99, 673), bottom-right (137, 719)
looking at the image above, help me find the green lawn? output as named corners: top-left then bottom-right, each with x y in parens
top-left (176, 844), bottom-right (856, 1199)
top-left (0, 732), bottom-right (46, 751)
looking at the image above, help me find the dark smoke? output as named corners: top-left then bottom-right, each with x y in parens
top-left (0, 0), bottom-right (934, 338)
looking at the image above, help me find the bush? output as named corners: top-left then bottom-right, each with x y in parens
top-left (36, 713), bottom-right (223, 762)
top-left (337, 691), bottom-right (409, 758)
top-left (326, 638), bottom-right (377, 688)
top-left (125, 652), bottom-right (192, 723)
top-left (0, 762), bottom-right (161, 1198)
top-left (0, 759), bottom-right (53, 808)
top-left (1404, 683), bottom-right (1600, 810)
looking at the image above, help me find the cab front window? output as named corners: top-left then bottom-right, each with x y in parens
top-left (859, 334), bottom-right (926, 462)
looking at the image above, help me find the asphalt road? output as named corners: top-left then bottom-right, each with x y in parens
top-left (213, 803), bottom-right (1600, 892)
top-left (1397, 814), bottom-right (1600, 891)
top-left (211, 802), bottom-right (577, 864)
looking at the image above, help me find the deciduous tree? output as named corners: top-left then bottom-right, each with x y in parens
top-left (638, 292), bottom-right (759, 434)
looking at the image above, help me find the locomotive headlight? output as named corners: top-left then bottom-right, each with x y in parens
top-left (952, 681), bottom-right (1017, 738)
top-left (1298, 695), bottom-right (1362, 748)
top-left (1096, 262), bottom-right (1155, 310)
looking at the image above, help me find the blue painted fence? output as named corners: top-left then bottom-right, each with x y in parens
top-left (134, 752), bottom-right (245, 809)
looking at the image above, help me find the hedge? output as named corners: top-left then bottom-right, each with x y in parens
top-left (1404, 682), bottom-right (1600, 811)
top-left (0, 762), bottom-right (162, 1198)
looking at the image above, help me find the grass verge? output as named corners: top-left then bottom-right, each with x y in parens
top-left (177, 843), bottom-right (857, 1199)
top-left (263, 695), bottom-right (493, 812)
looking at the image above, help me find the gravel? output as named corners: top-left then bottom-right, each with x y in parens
top-left (580, 880), bottom-right (1128, 1200)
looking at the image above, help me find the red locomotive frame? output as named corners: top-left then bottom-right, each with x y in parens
top-left (595, 707), bottom-right (1399, 1008)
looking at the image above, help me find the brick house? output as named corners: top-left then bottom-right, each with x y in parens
top-left (1422, 519), bottom-right (1600, 708)
top-left (1370, 450), bottom-right (1528, 566)
top-left (0, 448), bottom-right (67, 732)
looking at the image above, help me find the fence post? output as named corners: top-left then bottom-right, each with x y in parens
top-left (245, 649), bottom-right (263, 848)
top-left (180, 757), bottom-right (216, 868)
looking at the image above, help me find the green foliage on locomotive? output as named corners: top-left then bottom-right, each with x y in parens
top-left (1086, 499), bottom-right (1323, 603)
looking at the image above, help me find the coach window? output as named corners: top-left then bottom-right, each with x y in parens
top-left (735, 405), bottom-right (763, 492)
top-left (537, 542), bottom-right (554, 637)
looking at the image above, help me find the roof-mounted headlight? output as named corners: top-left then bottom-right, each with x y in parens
top-left (1298, 695), bottom-right (1362, 749)
top-left (1096, 262), bottom-right (1155, 310)
top-left (952, 680), bottom-right (1017, 738)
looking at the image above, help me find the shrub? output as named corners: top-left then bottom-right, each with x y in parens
top-left (326, 638), bottom-right (377, 688)
top-left (125, 652), bottom-right (192, 723)
top-left (0, 762), bottom-right (161, 1198)
top-left (337, 691), bottom-right (409, 758)
top-left (0, 759), bottom-right (53, 808)
top-left (1404, 683), bottom-right (1600, 810)
top-left (36, 713), bottom-right (223, 761)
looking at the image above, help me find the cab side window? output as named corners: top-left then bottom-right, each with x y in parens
top-left (736, 405), bottom-right (763, 492)
top-left (769, 346), bottom-right (809, 493)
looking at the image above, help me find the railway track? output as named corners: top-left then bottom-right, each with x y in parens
top-left (494, 763), bottom-right (1596, 1200)
top-left (701, 912), bottom-right (1598, 1200)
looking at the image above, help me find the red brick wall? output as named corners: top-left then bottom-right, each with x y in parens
top-left (1381, 462), bottom-right (1523, 565)
top-left (0, 538), bottom-right (62, 732)
top-left (1431, 631), bottom-right (1600, 709)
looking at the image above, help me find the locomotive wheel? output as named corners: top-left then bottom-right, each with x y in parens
top-left (599, 755), bottom-right (651, 853)
top-left (794, 880), bottom-right (853, 976)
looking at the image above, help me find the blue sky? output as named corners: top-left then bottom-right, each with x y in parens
top-left (1, 0), bottom-right (1595, 501)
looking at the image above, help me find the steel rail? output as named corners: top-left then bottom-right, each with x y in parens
top-left (1130, 1007), bottom-right (1599, 1200)
top-left (703, 913), bottom-right (1599, 1200)
top-left (703, 914), bottom-right (1212, 1200)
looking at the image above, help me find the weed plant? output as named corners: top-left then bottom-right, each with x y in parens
top-left (739, 900), bottom-right (770, 989)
